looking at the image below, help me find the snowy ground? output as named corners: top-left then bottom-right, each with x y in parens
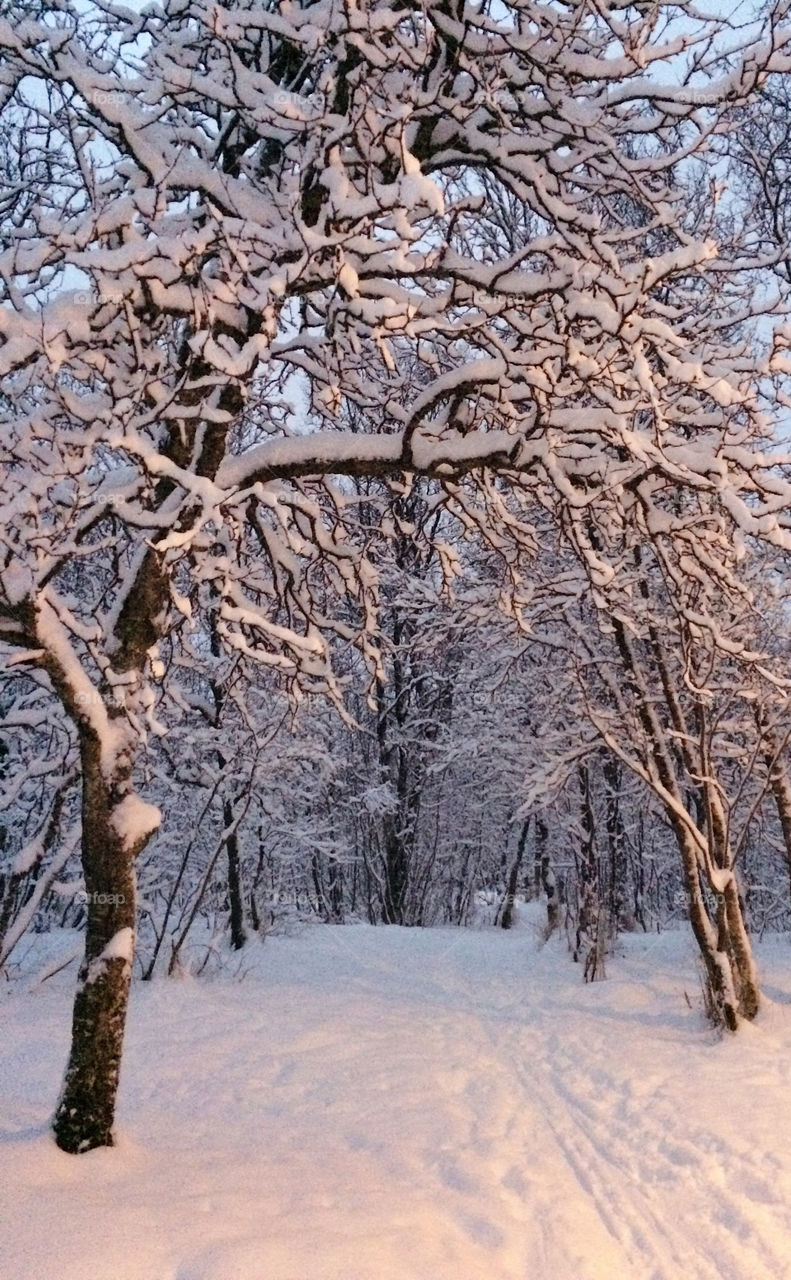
top-left (3, 914), bottom-right (791, 1280)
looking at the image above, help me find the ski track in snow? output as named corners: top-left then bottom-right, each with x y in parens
top-left (3, 916), bottom-right (791, 1280)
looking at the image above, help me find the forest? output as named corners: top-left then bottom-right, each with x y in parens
top-left (4, 0), bottom-right (791, 1225)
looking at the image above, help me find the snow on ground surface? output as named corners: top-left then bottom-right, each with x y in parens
top-left (4, 912), bottom-right (791, 1280)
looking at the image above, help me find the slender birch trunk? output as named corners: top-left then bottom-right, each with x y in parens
top-left (612, 616), bottom-right (757, 1029)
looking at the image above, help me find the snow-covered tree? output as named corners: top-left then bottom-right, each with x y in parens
top-left (2, 0), bottom-right (791, 1149)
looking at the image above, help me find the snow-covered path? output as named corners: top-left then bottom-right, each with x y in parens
top-left (4, 920), bottom-right (791, 1280)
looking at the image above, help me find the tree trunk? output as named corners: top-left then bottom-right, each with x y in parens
top-left (501, 817), bottom-right (530, 929)
top-left (763, 732), bottom-right (791, 907)
top-left (224, 798), bottom-right (247, 950)
top-left (721, 873), bottom-right (760, 1021)
top-left (381, 811), bottom-right (409, 924)
top-left (53, 729), bottom-right (154, 1153)
top-left (536, 818), bottom-right (558, 934)
top-left (603, 754), bottom-right (628, 931)
top-left (574, 762), bottom-right (602, 980)
top-left (611, 616), bottom-right (757, 1029)
top-left (328, 856), bottom-right (344, 922)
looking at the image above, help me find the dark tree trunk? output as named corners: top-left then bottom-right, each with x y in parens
top-left (381, 810), bottom-right (409, 924)
top-left (536, 818), bottom-right (558, 934)
top-left (328, 856), bottom-right (344, 922)
top-left (501, 817), bottom-right (530, 929)
top-left (224, 798), bottom-right (247, 950)
top-left (215, 739), bottom-right (247, 950)
top-left (603, 754), bottom-right (628, 931)
top-left (249, 824), bottom-right (268, 935)
top-left (53, 730), bottom-right (143, 1154)
top-left (574, 763), bottom-right (602, 980)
